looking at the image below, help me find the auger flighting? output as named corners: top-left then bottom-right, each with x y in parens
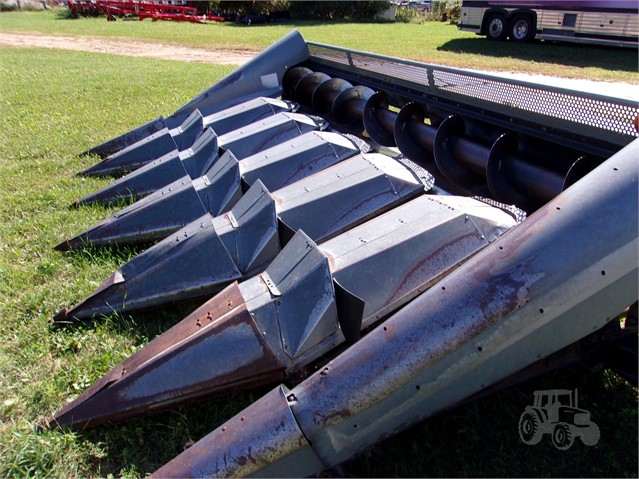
top-left (49, 29), bottom-right (638, 478)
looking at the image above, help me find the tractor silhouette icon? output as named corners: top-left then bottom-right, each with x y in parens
top-left (518, 389), bottom-right (600, 450)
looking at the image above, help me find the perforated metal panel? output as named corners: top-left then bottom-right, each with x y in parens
top-left (306, 42), bottom-right (638, 152)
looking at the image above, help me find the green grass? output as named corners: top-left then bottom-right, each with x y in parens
top-left (0, 36), bottom-right (637, 479)
top-left (0, 47), bottom-right (239, 477)
top-left (1, 9), bottom-right (638, 83)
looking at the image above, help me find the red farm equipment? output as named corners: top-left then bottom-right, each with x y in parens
top-left (68, 0), bottom-right (206, 23)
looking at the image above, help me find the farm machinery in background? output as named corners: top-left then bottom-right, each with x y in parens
top-left (66, 0), bottom-right (290, 24)
top-left (68, 0), bottom-right (210, 23)
top-left (46, 30), bottom-right (638, 477)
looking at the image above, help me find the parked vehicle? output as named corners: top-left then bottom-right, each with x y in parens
top-left (458, 0), bottom-right (638, 48)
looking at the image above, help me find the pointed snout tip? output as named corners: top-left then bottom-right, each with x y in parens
top-left (52, 307), bottom-right (71, 325)
top-left (35, 415), bottom-right (56, 432)
top-left (54, 239), bottom-right (71, 252)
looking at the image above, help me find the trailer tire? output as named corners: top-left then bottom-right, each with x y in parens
top-left (509, 14), bottom-right (535, 42)
top-left (486, 13), bottom-right (508, 41)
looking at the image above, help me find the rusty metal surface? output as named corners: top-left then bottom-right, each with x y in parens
top-left (155, 139), bottom-right (638, 478)
top-left (52, 194), bottom-right (520, 423)
top-left (151, 386), bottom-right (325, 478)
top-left (285, 138), bottom-right (639, 472)
top-left (322, 195), bottom-right (518, 329)
top-left (52, 29), bottom-right (639, 479)
top-left (50, 283), bottom-right (286, 429)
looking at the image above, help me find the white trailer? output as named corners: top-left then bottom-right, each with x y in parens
top-left (458, 0), bottom-right (638, 48)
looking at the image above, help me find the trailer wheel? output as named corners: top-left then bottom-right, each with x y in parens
top-left (486, 13), bottom-right (508, 41)
top-left (509, 14), bottom-right (535, 42)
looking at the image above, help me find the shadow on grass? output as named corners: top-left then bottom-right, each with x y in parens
top-left (343, 367), bottom-right (638, 478)
top-left (51, 295), bottom-right (206, 347)
top-left (438, 37), bottom-right (639, 74)
top-left (54, 365), bottom-right (637, 477)
top-left (83, 383), bottom-right (275, 476)
top-left (54, 8), bottom-right (76, 20)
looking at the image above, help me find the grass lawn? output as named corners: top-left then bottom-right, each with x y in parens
top-left (1, 9), bottom-right (638, 83)
top-left (0, 12), bottom-right (637, 479)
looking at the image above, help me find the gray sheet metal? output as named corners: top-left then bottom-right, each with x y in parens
top-left (275, 153), bottom-right (430, 242)
top-left (82, 30), bottom-right (309, 158)
top-left (75, 128), bottom-right (361, 208)
top-left (247, 230), bottom-right (339, 362)
top-left (216, 180), bottom-right (280, 274)
top-left (149, 136), bottom-right (638, 477)
top-left (195, 150), bottom-right (243, 216)
top-left (81, 116), bottom-right (167, 159)
top-left (228, 138), bottom-right (637, 477)
top-left (199, 131), bottom-right (363, 218)
top-left (239, 130), bottom-right (363, 191)
top-left (80, 99), bottom-right (305, 180)
top-left (80, 100), bottom-right (309, 180)
top-left (54, 215), bottom-right (243, 322)
top-left (54, 153), bottom-right (432, 320)
top-left (200, 97), bottom-right (299, 136)
top-left (61, 131), bottom-right (363, 250)
top-left (217, 112), bottom-right (328, 160)
top-left (167, 30), bottom-right (309, 127)
top-left (323, 195), bottom-right (518, 329)
top-left (58, 183), bottom-right (278, 319)
top-left (57, 174), bottom-right (211, 251)
top-left (73, 127), bottom-right (219, 208)
top-left (49, 193), bottom-right (520, 426)
top-left (80, 110), bottom-right (203, 177)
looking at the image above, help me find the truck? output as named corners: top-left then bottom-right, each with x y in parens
top-left (458, 0), bottom-right (638, 48)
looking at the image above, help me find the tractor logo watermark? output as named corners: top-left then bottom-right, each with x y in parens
top-left (518, 389), bottom-right (600, 450)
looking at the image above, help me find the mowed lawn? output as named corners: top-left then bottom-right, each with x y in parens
top-left (0, 9), bottom-right (637, 479)
top-left (1, 9), bottom-right (639, 83)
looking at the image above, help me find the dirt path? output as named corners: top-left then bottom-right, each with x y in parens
top-left (0, 32), bottom-right (257, 64)
top-left (2, 31), bottom-right (637, 99)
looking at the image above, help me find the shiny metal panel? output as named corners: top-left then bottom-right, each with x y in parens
top-left (218, 112), bottom-right (328, 160)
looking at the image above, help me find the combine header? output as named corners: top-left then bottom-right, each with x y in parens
top-left (47, 30), bottom-right (638, 476)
